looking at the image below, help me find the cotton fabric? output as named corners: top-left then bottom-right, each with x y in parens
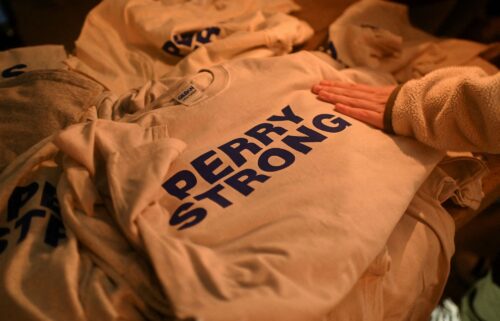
top-left (0, 52), bottom-right (446, 320)
top-left (0, 45), bottom-right (67, 80)
top-left (0, 70), bottom-right (105, 172)
top-left (66, 0), bottom-right (313, 93)
top-left (325, 0), bottom-right (495, 82)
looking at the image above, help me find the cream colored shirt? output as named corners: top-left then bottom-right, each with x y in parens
top-left (65, 0), bottom-right (312, 94)
top-left (0, 52), bottom-right (446, 320)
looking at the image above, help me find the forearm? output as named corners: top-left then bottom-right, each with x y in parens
top-left (384, 67), bottom-right (500, 153)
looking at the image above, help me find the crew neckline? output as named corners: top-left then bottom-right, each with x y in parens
top-left (170, 64), bottom-right (229, 107)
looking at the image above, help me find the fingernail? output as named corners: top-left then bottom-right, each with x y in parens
top-left (318, 90), bottom-right (329, 98)
top-left (312, 85), bottom-right (322, 93)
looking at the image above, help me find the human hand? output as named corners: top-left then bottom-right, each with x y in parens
top-left (311, 80), bottom-right (396, 129)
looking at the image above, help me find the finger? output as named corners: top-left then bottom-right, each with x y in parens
top-left (311, 84), bottom-right (323, 94)
top-left (319, 80), bottom-right (380, 93)
top-left (312, 83), bottom-right (344, 94)
top-left (313, 82), bottom-right (369, 95)
top-left (319, 86), bottom-right (388, 104)
top-left (319, 80), bottom-right (394, 95)
top-left (334, 103), bottom-right (383, 129)
top-left (318, 90), bottom-right (384, 112)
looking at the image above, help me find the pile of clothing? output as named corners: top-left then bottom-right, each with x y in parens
top-left (0, 1), bottom-right (494, 320)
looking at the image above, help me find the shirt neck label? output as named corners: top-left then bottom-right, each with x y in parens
top-left (174, 81), bottom-right (204, 106)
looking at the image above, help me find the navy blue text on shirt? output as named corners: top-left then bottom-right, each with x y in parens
top-left (162, 104), bottom-right (351, 230)
top-left (162, 27), bottom-right (221, 57)
top-left (0, 181), bottom-right (66, 254)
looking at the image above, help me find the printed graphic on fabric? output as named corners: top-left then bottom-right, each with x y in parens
top-left (1, 63), bottom-right (27, 78)
top-left (162, 27), bottom-right (221, 57)
top-left (0, 181), bottom-right (66, 254)
top-left (326, 41), bottom-right (337, 60)
top-left (162, 104), bottom-right (352, 230)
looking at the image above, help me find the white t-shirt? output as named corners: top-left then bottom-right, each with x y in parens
top-left (325, 0), bottom-right (491, 82)
top-left (66, 0), bottom-right (313, 93)
top-left (0, 45), bottom-right (67, 79)
top-left (0, 52), bottom-right (446, 321)
top-left (100, 51), bottom-right (444, 320)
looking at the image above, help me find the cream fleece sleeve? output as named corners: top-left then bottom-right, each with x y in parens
top-left (384, 67), bottom-right (500, 153)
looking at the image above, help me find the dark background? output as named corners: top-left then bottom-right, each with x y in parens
top-left (0, 0), bottom-right (499, 51)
